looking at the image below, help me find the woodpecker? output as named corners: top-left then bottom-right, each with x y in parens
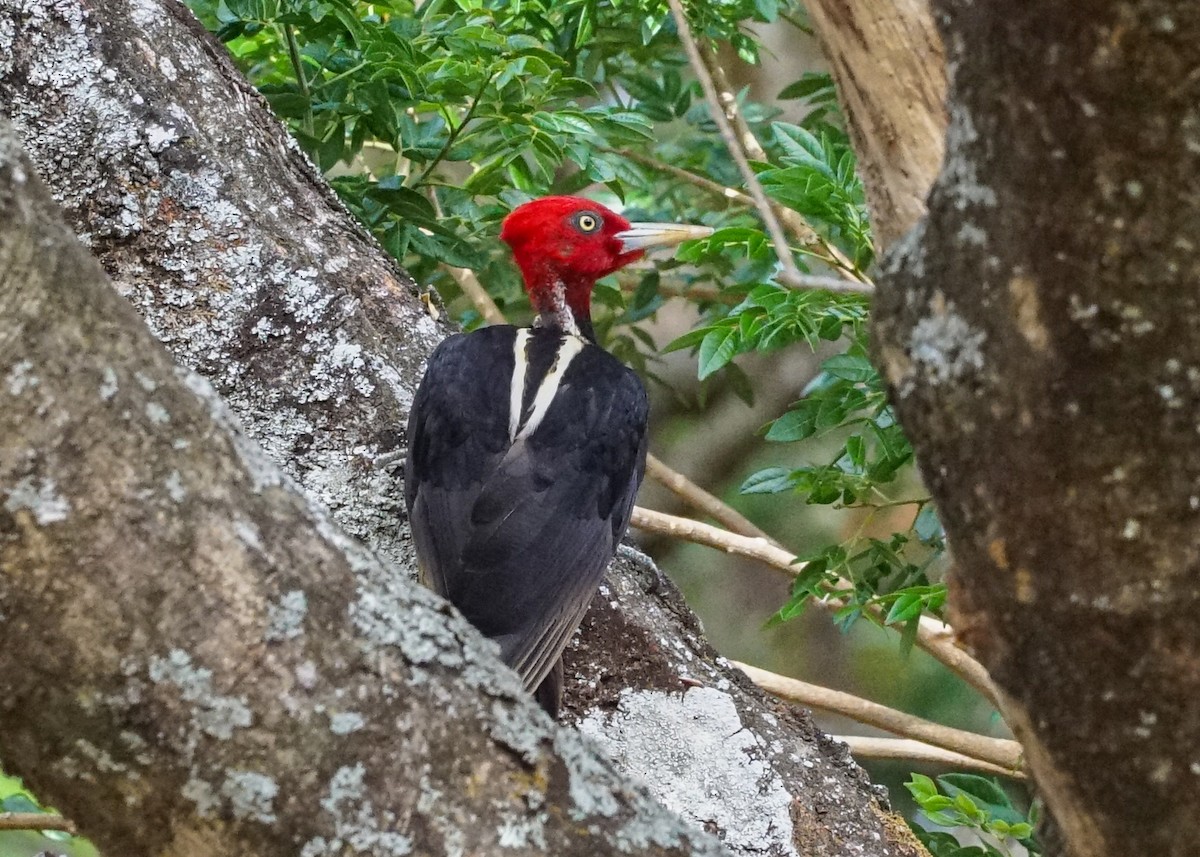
top-left (404, 196), bottom-right (711, 716)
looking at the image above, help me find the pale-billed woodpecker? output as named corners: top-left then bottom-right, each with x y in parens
top-left (404, 196), bottom-right (711, 716)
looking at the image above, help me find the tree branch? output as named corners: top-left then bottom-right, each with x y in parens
top-left (833, 737), bottom-right (1025, 780)
top-left (612, 147), bottom-right (751, 207)
top-left (0, 813), bottom-right (76, 833)
top-left (734, 662), bottom-right (1022, 775)
top-left (644, 455), bottom-right (777, 543)
top-left (630, 507), bottom-right (999, 706)
top-left (804, 0), bottom-right (946, 251)
top-left (776, 269), bottom-right (875, 295)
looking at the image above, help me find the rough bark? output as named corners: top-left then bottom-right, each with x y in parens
top-left (873, 2), bottom-right (1200, 855)
top-left (0, 119), bottom-right (729, 855)
top-left (0, 0), bottom-right (928, 855)
top-left (806, 0), bottom-right (947, 251)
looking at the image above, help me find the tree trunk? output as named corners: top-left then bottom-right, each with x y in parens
top-left (805, 0), bottom-right (947, 252)
top-left (0, 117), bottom-right (728, 856)
top-left (873, 2), bottom-right (1200, 855)
top-left (0, 1), bottom-right (928, 854)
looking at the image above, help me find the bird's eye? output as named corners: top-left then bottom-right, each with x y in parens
top-left (574, 212), bottom-right (601, 233)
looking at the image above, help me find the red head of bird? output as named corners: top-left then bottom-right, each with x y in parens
top-left (500, 196), bottom-right (712, 339)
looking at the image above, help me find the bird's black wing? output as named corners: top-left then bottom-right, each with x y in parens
top-left (405, 326), bottom-right (648, 694)
top-left (404, 326), bottom-right (520, 597)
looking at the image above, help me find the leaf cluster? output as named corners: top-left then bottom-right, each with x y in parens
top-left (907, 774), bottom-right (1041, 857)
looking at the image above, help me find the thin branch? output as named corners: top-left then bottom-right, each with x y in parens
top-left (629, 507), bottom-right (999, 706)
top-left (776, 269), bottom-right (874, 295)
top-left (445, 265), bottom-right (506, 324)
top-left (645, 455), bottom-right (777, 543)
top-left (414, 72), bottom-right (493, 187)
top-left (612, 148), bottom-right (751, 207)
top-left (734, 662), bottom-right (1022, 774)
top-left (665, 0), bottom-right (805, 287)
top-left (0, 812), bottom-right (77, 833)
top-left (833, 736), bottom-right (1026, 780)
top-left (281, 24), bottom-right (314, 136)
top-left (425, 187), bottom-right (508, 326)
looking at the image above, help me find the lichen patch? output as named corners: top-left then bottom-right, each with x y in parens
top-left (907, 302), bottom-right (987, 386)
top-left (3, 475), bottom-right (71, 525)
top-left (578, 687), bottom-right (798, 855)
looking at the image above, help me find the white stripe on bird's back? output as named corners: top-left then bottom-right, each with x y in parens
top-left (507, 328), bottom-right (532, 443)
top-left (509, 333), bottom-right (586, 443)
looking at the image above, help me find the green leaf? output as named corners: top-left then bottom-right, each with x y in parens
top-left (765, 404), bottom-right (817, 442)
top-left (884, 593), bottom-right (922, 625)
top-left (0, 794), bottom-right (42, 814)
top-left (906, 773), bottom-right (938, 803)
top-left (777, 72), bottom-right (836, 102)
top-left (740, 467), bottom-right (796, 495)
top-left (772, 122), bottom-right (827, 169)
top-left (821, 353), bottom-right (875, 382)
top-left (938, 774), bottom-right (1021, 824)
top-left (914, 504), bottom-right (943, 543)
top-left (845, 434), bottom-right (865, 468)
top-left (365, 179), bottom-right (437, 221)
top-left (697, 326), bottom-right (739, 379)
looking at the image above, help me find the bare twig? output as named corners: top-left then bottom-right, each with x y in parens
top-left (630, 507), bottom-right (999, 706)
top-left (645, 455), bottom-right (777, 543)
top-left (833, 736), bottom-right (1026, 780)
top-left (0, 812), bottom-right (77, 833)
top-left (665, 0), bottom-right (805, 287)
top-left (445, 265), bottom-right (506, 324)
top-left (776, 269), bottom-right (874, 295)
top-left (613, 148), bottom-right (751, 206)
top-left (428, 186), bottom-right (507, 326)
top-left (734, 662), bottom-right (1022, 774)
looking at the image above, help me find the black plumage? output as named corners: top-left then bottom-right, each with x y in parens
top-left (404, 324), bottom-right (648, 714)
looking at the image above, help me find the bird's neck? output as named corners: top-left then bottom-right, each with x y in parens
top-left (528, 275), bottom-right (596, 343)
